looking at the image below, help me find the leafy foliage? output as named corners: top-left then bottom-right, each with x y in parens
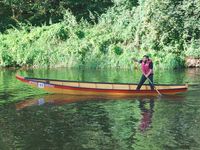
top-left (0, 0), bottom-right (200, 68)
top-left (0, 0), bottom-right (114, 32)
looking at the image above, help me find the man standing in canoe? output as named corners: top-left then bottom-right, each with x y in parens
top-left (135, 55), bottom-right (155, 90)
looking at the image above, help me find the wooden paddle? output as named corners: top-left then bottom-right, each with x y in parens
top-left (145, 76), bottom-right (162, 96)
top-left (132, 58), bottom-right (162, 96)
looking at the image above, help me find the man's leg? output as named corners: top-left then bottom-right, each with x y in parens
top-left (148, 74), bottom-right (154, 90)
top-left (136, 75), bottom-right (147, 90)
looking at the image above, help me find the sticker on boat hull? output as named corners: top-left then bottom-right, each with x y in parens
top-left (38, 83), bottom-right (45, 88)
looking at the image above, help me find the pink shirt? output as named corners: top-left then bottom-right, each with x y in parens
top-left (141, 59), bottom-right (153, 75)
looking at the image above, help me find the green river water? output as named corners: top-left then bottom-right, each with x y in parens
top-left (0, 68), bottom-right (200, 150)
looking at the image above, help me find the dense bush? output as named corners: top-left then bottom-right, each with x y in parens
top-left (0, 0), bottom-right (200, 69)
top-left (0, 0), bottom-right (114, 32)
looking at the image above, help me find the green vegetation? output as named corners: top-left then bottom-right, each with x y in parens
top-left (0, 0), bottom-right (113, 32)
top-left (0, 0), bottom-right (200, 69)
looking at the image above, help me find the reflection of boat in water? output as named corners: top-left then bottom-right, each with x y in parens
top-left (16, 75), bottom-right (188, 96)
top-left (15, 94), bottom-right (149, 110)
top-left (16, 94), bottom-right (100, 110)
top-left (16, 93), bottom-right (185, 110)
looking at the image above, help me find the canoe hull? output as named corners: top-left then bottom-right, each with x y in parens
top-left (16, 75), bottom-right (188, 96)
top-left (43, 84), bottom-right (187, 96)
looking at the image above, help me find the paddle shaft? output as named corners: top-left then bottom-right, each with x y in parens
top-left (132, 58), bottom-right (162, 96)
top-left (145, 76), bottom-right (162, 96)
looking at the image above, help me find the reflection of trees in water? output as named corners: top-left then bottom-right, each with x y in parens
top-left (2, 94), bottom-right (199, 150)
top-left (0, 99), bottom-right (142, 150)
top-left (102, 100), bottom-right (141, 150)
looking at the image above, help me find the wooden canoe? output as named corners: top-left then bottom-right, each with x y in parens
top-left (16, 75), bottom-right (188, 96)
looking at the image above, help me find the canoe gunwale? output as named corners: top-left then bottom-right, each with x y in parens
top-left (24, 76), bottom-right (187, 86)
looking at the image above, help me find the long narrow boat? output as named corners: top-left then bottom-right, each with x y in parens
top-left (16, 75), bottom-right (188, 96)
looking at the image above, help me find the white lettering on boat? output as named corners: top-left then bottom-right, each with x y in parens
top-left (29, 81), bottom-right (54, 88)
top-left (38, 83), bottom-right (45, 88)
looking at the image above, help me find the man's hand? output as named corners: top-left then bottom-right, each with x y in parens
top-left (144, 73), bottom-right (151, 78)
top-left (145, 69), bottom-right (153, 78)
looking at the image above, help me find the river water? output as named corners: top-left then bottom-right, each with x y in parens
top-left (0, 68), bottom-right (200, 150)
